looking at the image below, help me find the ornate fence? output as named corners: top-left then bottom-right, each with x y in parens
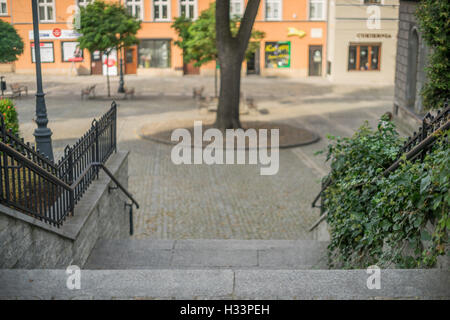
top-left (0, 102), bottom-right (117, 226)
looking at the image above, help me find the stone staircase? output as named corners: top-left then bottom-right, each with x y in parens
top-left (1, 239), bottom-right (449, 299)
top-left (84, 239), bottom-right (329, 270)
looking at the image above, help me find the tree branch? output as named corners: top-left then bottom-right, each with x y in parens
top-left (237, 0), bottom-right (261, 57)
top-left (216, 0), bottom-right (232, 48)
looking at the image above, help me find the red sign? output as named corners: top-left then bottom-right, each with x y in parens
top-left (52, 28), bottom-right (62, 38)
top-left (104, 58), bottom-right (116, 67)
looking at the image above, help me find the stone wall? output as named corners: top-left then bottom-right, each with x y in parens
top-left (0, 151), bottom-right (130, 269)
top-left (393, 0), bottom-right (430, 129)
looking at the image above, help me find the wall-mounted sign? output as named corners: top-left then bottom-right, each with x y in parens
top-left (29, 29), bottom-right (81, 40)
top-left (265, 41), bottom-right (291, 69)
top-left (31, 42), bottom-right (54, 63)
top-left (356, 33), bottom-right (392, 39)
top-left (287, 27), bottom-right (306, 39)
top-left (311, 28), bottom-right (323, 39)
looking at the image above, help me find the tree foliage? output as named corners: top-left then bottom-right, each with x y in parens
top-left (0, 20), bottom-right (24, 63)
top-left (172, 3), bottom-right (264, 68)
top-left (416, 0), bottom-right (450, 109)
top-left (320, 117), bottom-right (449, 269)
top-left (76, 1), bottom-right (141, 54)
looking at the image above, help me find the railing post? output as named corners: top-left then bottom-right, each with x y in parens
top-left (67, 146), bottom-right (74, 215)
top-left (112, 102), bottom-right (117, 153)
top-left (94, 119), bottom-right (99, 179)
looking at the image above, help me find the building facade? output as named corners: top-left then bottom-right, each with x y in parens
top-left (0, 0), bottom-right (328, 78)
top-left (393, 0), bottom-right (429, 129)
top-left (326, 0), bottom-right (399, 83)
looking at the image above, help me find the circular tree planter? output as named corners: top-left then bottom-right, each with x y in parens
top-left (139, 119), bottom-right (320, 149)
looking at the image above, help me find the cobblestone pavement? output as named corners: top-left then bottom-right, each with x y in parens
top-left (11, 74), bottom-right (398, 239)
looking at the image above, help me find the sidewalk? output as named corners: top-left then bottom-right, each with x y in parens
top-left (11, 75), bottom-right (396, 239)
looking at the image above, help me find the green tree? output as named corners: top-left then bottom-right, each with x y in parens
top-left (76, 1), bottom-right (141, 97)
top-left (172, 2), bottom-right (264, 105)
top-left (416, 0), bottom-right (450, 109)
top-left (0, 20), bottom-right (24, 63)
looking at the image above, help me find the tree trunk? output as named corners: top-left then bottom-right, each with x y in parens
top-left (214, 60), bottom-right (218, 98)
top-left (214, 0), bottom-right (261, 130)
top-left (215, 49), bottom-right (242, 129)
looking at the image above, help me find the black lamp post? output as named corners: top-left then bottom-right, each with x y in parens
top-left (31, 0), bottom-right (53, 161)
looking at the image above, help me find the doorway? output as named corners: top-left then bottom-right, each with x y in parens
top-left (246, 46), bottom-right (260, 75)
top-left (183, 62), bottom-right (200, 75)
top-left (308, 45), bottom-right (322, 76)
top-left (91, 50), bottom-right (103, 75)
top-left (125, 47), bottom-right (137, 75)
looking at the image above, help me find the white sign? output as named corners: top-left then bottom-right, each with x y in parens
top-left (62, 42), bottom-right (83, 62)
top-left (29, 29), bottom-right (81, 40)
top-left (102, 49), bottom-right (118, 76)
top-left (31, 42), bottom-right (54, 63)
top-left (311, 28), bottom-right (323, 39)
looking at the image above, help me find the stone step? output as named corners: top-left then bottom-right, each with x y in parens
top-left (84, 239), bottom-right (329, 270)
top-left (1, 269), bottom-right (448, 299)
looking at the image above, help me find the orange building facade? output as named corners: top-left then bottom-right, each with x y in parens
top-left (0, 0), bottom-right (327, 77)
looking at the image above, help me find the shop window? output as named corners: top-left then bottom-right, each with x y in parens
top-left (230, 0), bottom-right (243, 18)
top-left (348, 44), bottom-right (381, 71)
top-left (62, 42), bottom-right (83, 62)
top-left (126, 0), bottom-right (143, 20)
top-left (180, 0), bottom-right (197, 19)
top-left (309, 0), bottom-right (326, 21)
top-left (265, 41), bottom-right (290, 68)
top-left (154, 0), bottom-right (170, 21)
top-left (31, 42), bottom-right (54, 63)
top-left (0, 0), bottom-right (7, 15)
top-left (38, 0), bottom-right (55, 22)
top-left (265, 0), bottom-right (282, 21)
top-left (139, 40), bottom-right (171, 68)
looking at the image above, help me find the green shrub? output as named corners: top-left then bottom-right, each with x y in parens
top-left (321, 117), bottom-right (449, 269)
top-left (0, 98), bottom-right (19, 135)
top-left (416, 0), bottom-right (450, 109)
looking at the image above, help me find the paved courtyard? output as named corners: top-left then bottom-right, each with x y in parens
top-left (8, 74), bottom-right (398, 240)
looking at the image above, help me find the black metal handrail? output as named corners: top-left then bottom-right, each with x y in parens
top-left (311, 102), bottom-right (449, 212)
top-left (0, 101), bottom-right (133, 228)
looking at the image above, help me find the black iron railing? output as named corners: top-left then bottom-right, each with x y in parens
top-left (0, 102), bottom-right (130, 227)
top-left (311, 102), bottom-right (449, 215)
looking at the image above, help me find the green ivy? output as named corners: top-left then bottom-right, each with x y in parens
top-left (0, 98), bottom-right (19, 135)
top-left (321, 117), bottom-right (449, 269)
top-left (416, 0), bottom-right (450, 109)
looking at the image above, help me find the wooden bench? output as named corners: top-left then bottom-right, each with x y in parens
top-left (10, 83), bottom-right (28, 97)
top-left (81, 85), bottom-right (96, 99)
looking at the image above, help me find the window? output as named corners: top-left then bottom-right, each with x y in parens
top-left (265, 0), bottom-right (282, 21)
top-left (230, 0), bottom-right (243, 18)
top-left (0, 0), bottom-right (7, 15)
top-left (139, 40), bottom-right (171, 68)
top-left (62, 42), bottom-right (84, 62)
top-left (348, 44), bottom-right (381, 71)
top-left (77, 0), bottom-right (92, 8)
top-left (265, 41), bottom-right (290, 68)
top-left (364, 0), bottom-right (381, 4)
top-left (126, 0), bottom-right (143, 20)
top-left (180, 0), bottom-right (197, 19)
top-left (38, 0), bottom-right (55, 22)
top-left (154, 0), bottom-right (170, 21)
top-left (309, 0), bottom-right (326, 20)
top-left (31, 42), bottom-right (54, 63)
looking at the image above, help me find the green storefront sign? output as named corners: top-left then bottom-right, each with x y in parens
top-left (265, 41), bottom-right (291, 68)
